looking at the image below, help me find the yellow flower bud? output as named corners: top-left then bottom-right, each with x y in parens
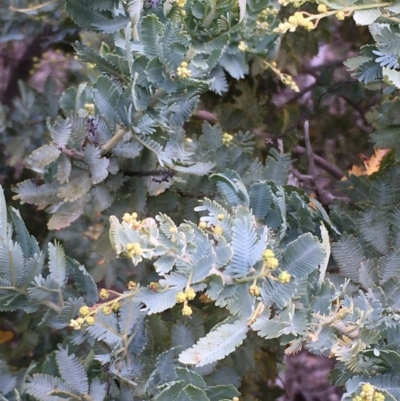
top-left (278, 271), bottom-right (291, 284)
top-left (185, 288), bottom-right (196, 301)
top-left (266, 257), bottom-right (279, 269)
top-left (99, 288), bottom-right (109, 299)
top-left (217, 214), bottom-right (225, 220)
top-left (169, 226), bottom-right (177, 233)
top-left (262, 249), bottom-right (275, 260)
top-left (199, 221), bottom-right (207, 229)
top-left (76, 317), bottom-right (85, 325)
top-left (102, 305), bottom-right (112, 315)
top-left (317, 4), bottom-right (327, 12)
top-left (112, 302), bottom-right (121, 312)
top-left (85, 316), bottom-right (95, 325)
top-left (176, 291), bottom-right (187, 303)
top-left (79, 305), bottom-right (90, 316)
top-left (182, 305), bottom-right (193, 316)
top-left (335, 10), bottom-right (345, 20)
top-left (249, 285), bottom-right (261, 296)
top-left (213, 226), bottom-right (223, 235)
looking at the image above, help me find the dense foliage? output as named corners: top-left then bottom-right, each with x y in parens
top-left (2, 0), bottom-right (400, 399)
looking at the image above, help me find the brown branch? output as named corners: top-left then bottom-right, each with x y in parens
top-left (277, 82), bottom-right (318, 109)
top-left (193, 110), bottom-right (217, 124)
top-left (293, 146), bottom-right (344, 180)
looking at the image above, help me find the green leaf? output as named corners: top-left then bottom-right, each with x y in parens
top-left (264, 148), bottom-right (291, 185)
top-left (332, 235), bottom-right (365, 282)
top-left (136, 287), bottom-right (180, 314)
top-left (93, 75), bottom-right (123, 123)
top-left (281, 233), bottom-right (325, 280)
top-left (84, 144), bottom-right (110, 184)
top-left (249, 182), bottom-right (272, 220)
top-left (357, 208), bottom-right (389, 254)
top-left (140, 15), bottom-right (164, 58)
top-left (26, 144), bottom-right (61, 173)
top-left (56, 347), bottom-right (89, 394)
top-left (65, 0), bottom-right (128, 32)
top-left (225, 213), bottom-right (257, 278)
top-left (353, 9), bottom-right (381, 25)
top-left (178, 320), bottom-right (249, 367)
top-left (51, 117), bottom-right (72, 147)
top-left (48, 241), bottom-right (67, 288)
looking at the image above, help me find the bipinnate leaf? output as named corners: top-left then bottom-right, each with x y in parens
top-left (206, 384), bottom-right (240, 401)
top-left (141, 15), bottom-right (164, 58)
top-left (225, 213), bottom-right (256, 278)
top-left (48, 241), bottom-right (67, 287)
top-left (93, 75), bottom-right (122, 123)
top-left (13, 180), bottom-right (60, 207)
top-left (332, 235), bottom-right (365, 282)
top-left (118, 298), bottom-right (144, 336)
top-left (249, 182), bottom-right (272, 220)
top-left (353, 9), bottom-right (381, 25)
top-left (56, 347), bottom-right (89, 394)
top-left (264, 148), bottom-right (291, 185)
top-left (51, 116), bottom-right (72, 147)
top-left (281, 233), bottom-right (326, 280)
top-left (57, 172), bottom-right (91, 202)
top-left (67, 257), bottom-right (98, 304)
top-left (136, 287), bottom-right (180, 314)
top-left (89, 378), bottom-right (107, 401)
top-left (0, 242), bottom-right (24, 286)
top-left (26, 374), bottom-right (72, 401)
top-left (84, 144), bottom-right (110, 184)
top-left (9, 207), bottom-right (39, 258)
top-left (26, 144), bottom-right (61, 172)
top-left (178, 320), bottom-right (249, 367)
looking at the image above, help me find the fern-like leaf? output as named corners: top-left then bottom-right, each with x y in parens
top-left (178, 320), bottom-right (249, 367)
top-left (56, 347), bottom-right (89, 394)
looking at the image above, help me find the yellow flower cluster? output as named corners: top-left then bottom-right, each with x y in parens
top-left (69, 305), bottom-right (96, 330)
top-left (123, 212), bottom-right (140, 229)
top-left (222, 132), bottom-right (233, 146)
top-left (281, 74), bottom-right (300, 92)
top-left (335, 10), bottom-right (345, 20)
top-left (102, 301), bottom-right (121, 315)
top-left (352, 383), bottom-right (385, 401)
top-left (176, 288), bottom-right (196, 316)
top-left (278, 271), bottom-right (291, 284)
top-left (84, 103), bottom-right (95, 115)
top-left (260, 8), bottom-right (278, 16)
top-left (213, 226), bottom-right (223, 235)
top-left (99, 288), bottom-right (110, 300)
top-left (238, 41), bottom-right (248, 52)
top-left (176, 0), bottom-right (186, 7)
top-left (256, 21), bottom-right (269, 30)
top-left (249, 284), bottom-right (261, 297)
top-left (199, 221), bottom-right (207, 229)
top-left (126, 242), bottom-right (143, 258)
top-left (262, 249), bottom-right (279, 269)
top-left (217, 214), bottom-right (225, 220)
top-left (177, 61), bottom-right (191, 78)
top-left (317, 4), bottom-right (328, 12)
top-left (275, 12), bottom-right (314, 33)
